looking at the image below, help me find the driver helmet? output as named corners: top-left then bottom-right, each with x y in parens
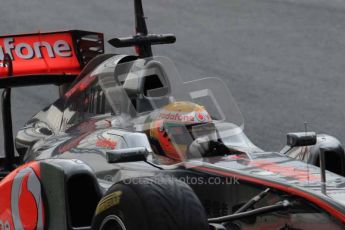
top-left (147, 101), bottom-right (217, 161)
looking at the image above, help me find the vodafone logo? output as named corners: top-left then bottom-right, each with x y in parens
top-left (159, 112), bottom-right (195, 123)
top-left (196, 112), bottom-right (206, 122)
top-left (0, 37), bottom-right (72, 61)
top-left (158, 110), bottom-right (212, 124)
top-left (11, 167), bottom-right (44, 230)
top-left (195, 112), bottom-right (211, 122)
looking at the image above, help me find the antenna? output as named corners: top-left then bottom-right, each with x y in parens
top-left (108, 0), bottom-right (176, 58)
top-left (300, 122), bottom-right (310, 161)
top-left (303, 122), bottom-right (326, 191)
top-left (304, 122), bottom-right (310, 184)
top-left (134, 0), bottom-right (152, 57)
top-left (135, 0), bottom-right (148, 35)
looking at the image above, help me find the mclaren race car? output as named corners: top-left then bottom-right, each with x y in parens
top-left (1, 0), bottom-right (345, 229)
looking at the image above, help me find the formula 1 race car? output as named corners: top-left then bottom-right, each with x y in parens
top-left (1, 0), bottom-right (345, 229)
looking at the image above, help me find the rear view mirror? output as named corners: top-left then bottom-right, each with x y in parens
top-left (106, 147), bottom-right (149, 163)
top-left (286, 132), bottom-right (317, 147)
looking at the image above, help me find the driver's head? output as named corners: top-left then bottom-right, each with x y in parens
top-left (147, 101), bottom-right (216, 161)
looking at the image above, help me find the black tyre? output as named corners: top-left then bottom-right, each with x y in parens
top-left (92, 176), bottom-right (208, 230)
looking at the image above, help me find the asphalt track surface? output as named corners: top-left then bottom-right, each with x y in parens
top-left (1, 0), bottom-right (345, 157)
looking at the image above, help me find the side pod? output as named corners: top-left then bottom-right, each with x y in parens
top-left (0, 159), bottom-right (102, 230)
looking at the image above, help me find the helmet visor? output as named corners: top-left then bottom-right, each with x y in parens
top-left (190, 123), bottom-right (217, 140)
top-left (164, 124), bottom-right (193, 145)
top-left (164, 122), bottom-right (217, 146)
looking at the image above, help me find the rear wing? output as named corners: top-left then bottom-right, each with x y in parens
top-left (0, 30), bottom-right (104, 174)
top-left (0, 30), bottom-right (103, 77)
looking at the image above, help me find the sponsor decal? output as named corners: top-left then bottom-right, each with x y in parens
top-left (250, 160), bottom-right (320, 182)
top-left (95, 191), bottom-right (122, 215)
top-left (225, 154), bottom-right (248, 161)
top-left (158, 111), bottom-right (211, 123)
top-left (0, 32), bottom-right (80, 76)
top-left (0, 163), bottom-right (44, 230)
top-left (0, 37), bottom-right (72, 61)
top-left (195, 111), bottom-right (211, 122)
top-left (64, 74), bottom-right (96, 98)
top-left (159, 112), bottom-right (195, 122)
top-left (11, 167), bottom-right (44, 230)
top-left (96, 139), bottom-right (117, 150)
top-left (221, 156), bottom-right (320, 182)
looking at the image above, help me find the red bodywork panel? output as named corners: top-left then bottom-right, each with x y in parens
top-left (0, 162), bottom-right (44, 230)
top-left (0, 30), bottom-right (104, 77)
top-left (0, 31), bottom-right (80, 76)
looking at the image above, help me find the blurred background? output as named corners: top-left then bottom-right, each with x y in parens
top-left (0, 0), bottom-right (345, 154)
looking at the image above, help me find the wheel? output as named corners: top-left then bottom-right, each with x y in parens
top-left (92, 176), bottom-right (209, 230)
